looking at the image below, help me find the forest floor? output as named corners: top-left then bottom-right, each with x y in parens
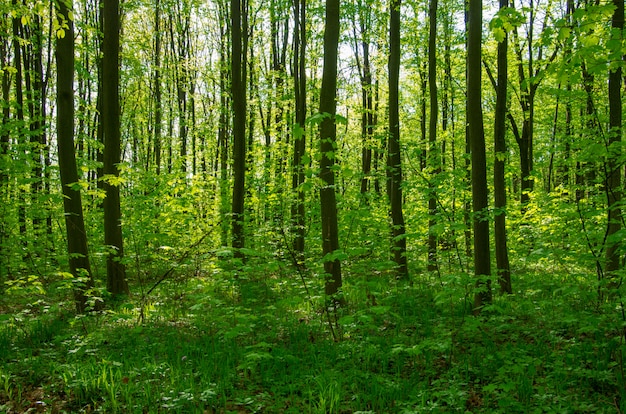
top-left (1, 256), bottom-right (625, 413)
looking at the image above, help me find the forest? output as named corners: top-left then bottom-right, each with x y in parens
top-left (0, 0), bottom-right (625, 410)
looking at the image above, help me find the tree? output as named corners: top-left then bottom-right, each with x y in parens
top-left (169, 2), bottom-right (192, 174)
top-left (153, 0), bottom-right (163, 175)
top-left (427, 0), bottom-right (439, 273)
top-left (507, 0), bottom-right (556, 208)
top-left (102, 0), bottom-right (129, 295)
top-left (55, 0), bottom-right (96, 313)
top-left (217, 0), bottom-right (231, 247)
top-left (467, 0), bottom-right (491, 310)
top-left (319, 0), bottom-right (342, 297)
top-left (388, 0), bottom-right (408, 279)
top-left (291, 0), bottom-right (307, 265)
top-left (231, 0), bottom-right (247, 254)
top-left (11, 0), bottom-right (27, 241)
top-left (350, 0), bottom-right (377, 197)
top-left (605, 0), bottom-right (623, 279)
top-left (493, 0), bottom-right (512, 293)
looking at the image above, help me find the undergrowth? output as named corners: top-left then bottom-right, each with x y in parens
top-left (1, 255), bottom-right (625, 413)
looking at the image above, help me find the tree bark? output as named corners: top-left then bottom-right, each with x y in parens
top-left (605, 0), bottom-right (623, 278)
top-left (427, 0), bottom-right (439, 273)
top-left (291, 0), bottom-right (307, 265)
top-left (56, 0), bottom-right (96, 313)
top-left (102, 0), bottom-right (129, 295)
top-left (467, 0), bottom-right (492, 311)
top-left (153, 0), bottom-right (162, 175)
top-left (388, 0), bottom-right (409, 279)
top-left (494, 0), bottom-right (512, 294)
top-left (11, 1), bottom-right (27, 240)
top-left (231, 0), bottom-right (247, 254)
top-left (218, 1), bottom-right (230, 247)
top-left (319, 0), bottom-right (343, 297)
top-left (351, 1), bottom-right (375, 197)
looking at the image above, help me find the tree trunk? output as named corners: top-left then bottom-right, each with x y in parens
top-left (218, 2), bottom-right (230, 247)
top-left (291, 0), bottom-right (307, 265)
top-left (319, 0), bottom-right (343, 297)
top-left (605, 0), bottom-right (623, 279)
top-left (467, 0), bottom-right (492, 311)
top-left (102, 0), bottom-right (129, 295)
top-left (0, 38), bottom-right (9, 169)
top-left (427, 0), bottom-right (439, 273)
top-left (11, 2), bottom-right (27, 241)
top-left (25, 13), bottom-right (47, 238)
top-left (231, 0), bottom-right (247, 254)
top-left (1, 26), bottom-right (11, 270)
top-left (351, 1), bottom-right (375, 197)
top-left (154, 0), bottom-right (162, 175)
top-left (56, 0), bottom-right (96, 313)
top-left (388, 0), bottom-right (409, 279)
top-left (494, 0), bottom-right (512, 294)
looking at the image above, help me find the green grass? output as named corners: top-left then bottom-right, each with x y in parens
top-left (1, 258), bottom-right (625, 413)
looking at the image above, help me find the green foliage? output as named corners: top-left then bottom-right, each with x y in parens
top-left (489, 6), bottom-right (526, 42)
top-left (1, 248), bottom-right (625, 412)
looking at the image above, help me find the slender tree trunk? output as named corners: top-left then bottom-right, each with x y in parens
top-left (291, 0), bottom-right (307, 265)
top-left (427, 0), bottom-right (439, 273)
top-left (388, 0), bottom-right (409, 279)
top-left (96, 0), bottom-right (105, 191)
top-left (11, 2), bottom-right (27, 240)
top-left (269, 0), bottom-right (290, 223)
top-left (419, 59), bottom-right (427, 172)
top-left (467, 0), bottom-right (492, 311)
top-left (0, 38), bottom-right (9, 169)
top-left (319, 0), bottom-right (343, 297)
top-left (154, 0), bottom-right (162, 175)
top-left (218, 3), bottom-right (230, 247)
top-left (605, 0), bottom-right (623, 279)
top-left (463, 4), bottom-right (472, 265)
top-left (56, 0), bottom-right (96, 313)
top-left (351, 1), bottom-right (374, 197)
top-left (231, 0), bottom-right (247, 254)
top-left (102, 0), bottom-right (129, 295)
top-left (173, 10), bottom-right (190, 174)
top-left (1, 29), bottom-right (11, 272)
top-left (512, 0), bottom-right (535, 208)
top-left (25, 14), bottom-right (46, 238)
top-left (494, 0), bottom-right (512, 294)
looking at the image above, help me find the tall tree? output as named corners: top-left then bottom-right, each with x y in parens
top-left (153, 0), bottom-right (163, 175)
top-left (0, 32), bottom-right (9, 173)
top-left (11, 0), bottom-right (27, 240)
top-left (319, 0), bottom-right (343, 297)
top-left (23, 10), bottom-right (48, 240)
top-left (508, 0), bottom-right (556, 208)
top-left (291, 0), bottom-right (307, 265)
top-left (55, 0), bottom-right (96, 313)
top-left (102, 0), bottom-right (129, 294)
top-left (467, 0), bottom-right (491, 310)
top-left (605, 0), bottom-right (623, 279)
top-left (388, 0), bottom-right (409, 279)
top-left (350, 0), bottom-right (376, 197)
top-left (170, 5), bottom-right (191, 174)
top-left (493, 0), bottom-right (512, 293)
top-left (427, 0), bottom-right (439, 273)
top-left (231, 0), bottom-right (247, 254)
top-left (217, 0), bottom-right (230, 247)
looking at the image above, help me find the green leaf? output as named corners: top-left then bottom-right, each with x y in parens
top-left (493, 27), bottom-right (506, 42)
top-left (558, 27), bottom-right (571, 42)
